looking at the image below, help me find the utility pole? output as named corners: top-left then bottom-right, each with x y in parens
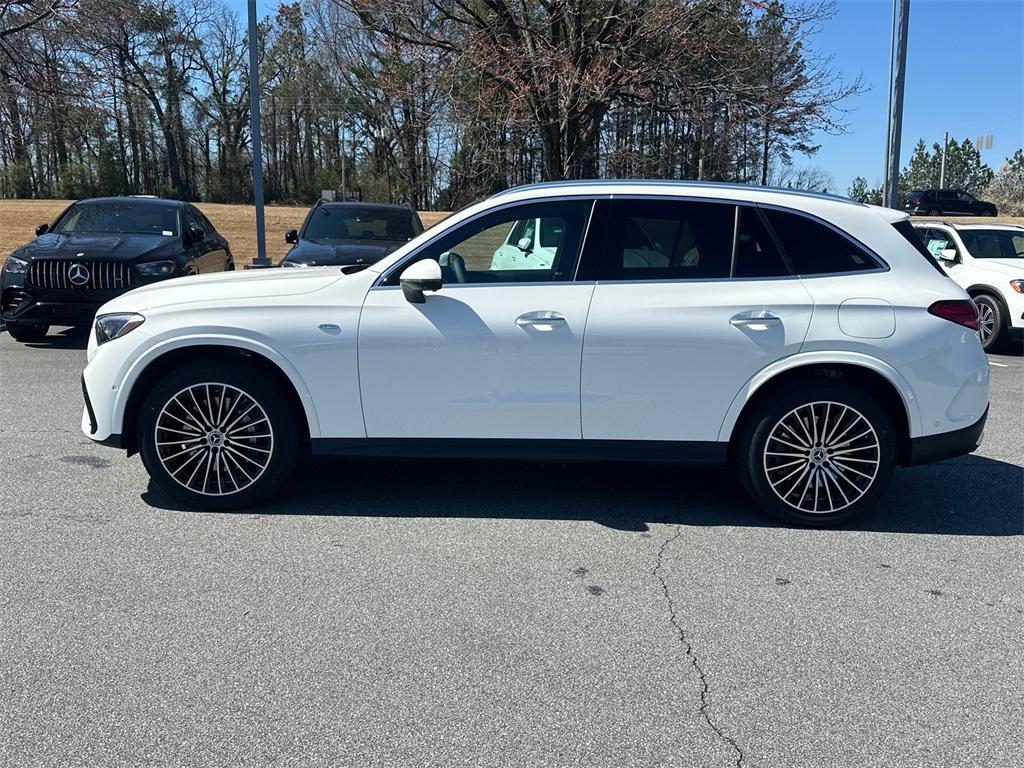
top-left (248, 0), bottom-right (270, 267)
top-left (884, 0), bottom-right (910, 209)
top-left (939, 130), bottom-right (948, 188)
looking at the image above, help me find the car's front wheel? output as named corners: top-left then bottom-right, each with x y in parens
top-left (735, 382), bottom-right (897, 527)
top-left (973, 294), bottom-right (1004, 352)
top-left (138, 360), bottom-right (299, 510)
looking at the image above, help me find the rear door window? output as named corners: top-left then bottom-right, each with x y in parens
top-left (599, 199), bottom-right (734, 280)
top-left (733, 207), bottom-right (790, 278)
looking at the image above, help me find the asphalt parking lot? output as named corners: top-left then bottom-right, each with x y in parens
top-left (0, 328), bottom-right (1021, 768)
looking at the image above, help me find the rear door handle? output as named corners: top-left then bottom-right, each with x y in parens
top-left (730, 312), bottom-right (782, 328)
top-left (516, 311), bottom-right (567, 329)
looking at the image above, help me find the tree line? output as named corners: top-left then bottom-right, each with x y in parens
top-left (3, 0), bottom-right (863, 209)
top-left (847, 139), bottom-right (1024, 217)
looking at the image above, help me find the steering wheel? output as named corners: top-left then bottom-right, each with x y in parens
top-left (439, 251), bottom-right (467, 283)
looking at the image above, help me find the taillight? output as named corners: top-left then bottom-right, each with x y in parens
top-left (928, 300), bottom-right (979, 331)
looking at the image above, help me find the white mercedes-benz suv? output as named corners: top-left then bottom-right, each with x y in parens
top-left (911, 221), bottom-right (1024, 352)
top-left (81, 181), bottom-right (989, 526)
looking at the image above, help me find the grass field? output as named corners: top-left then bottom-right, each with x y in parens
top-left (0, 200), bottom-right (452, 268)
top-left (1, 199), bottom-right (1021, 268)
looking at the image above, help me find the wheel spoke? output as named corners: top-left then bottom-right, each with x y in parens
top-left (831, 459), bottom-right (876, 481)
top-left (228, 416), bottom-right (268, 436)
top-left (767, 435), bottom-right (809, 452)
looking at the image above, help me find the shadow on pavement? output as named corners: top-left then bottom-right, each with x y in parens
top-left (143, 452), bottom-right (1023, 537)
top-left (22, 326), bottom-right (90, 350)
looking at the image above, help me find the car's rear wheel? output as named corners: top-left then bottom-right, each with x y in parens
top-left (6, 323), bottom-right (49, 342)
top-left (138, 360), bottom-right (299, 510)
top-left (926, 208), bottom-right (941, 216)
top-left (973, 294), bottom-right (1004, 352)
top-left (735, 382), bottom-right (897, 527)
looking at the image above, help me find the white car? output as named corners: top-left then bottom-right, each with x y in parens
top-left (81, 181), bottom-right (990, 526)
top-left (911, 221), bottom-right (1024, 351)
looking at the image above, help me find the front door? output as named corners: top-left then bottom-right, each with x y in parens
top-left (581, 199), bottom-right (814, 442)
top-left (358, 199), bottom-right (596, 439)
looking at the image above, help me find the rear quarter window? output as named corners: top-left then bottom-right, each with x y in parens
top-left (763, 209), bottom-right (880, 275)
top-left (894, 221), bottom-right (947, 275)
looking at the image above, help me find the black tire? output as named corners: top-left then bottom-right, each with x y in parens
top-left (6, 323), bottom-right (49, 342)
top-left (138, 360), bottom-right (299, 510)
top-left (973, 294), bottom-right (1005, 352)
top-left (734, 381), bottom-right (897, 527)
top-left (926, 208), bottom-right (941, 216)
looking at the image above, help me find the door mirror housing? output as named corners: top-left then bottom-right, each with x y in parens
top-left (516, 236), bottom-right (532, 252)
top-left (285, 229), bottom-right (299, 244)
top-left (186, 224), bottom-right (204, 244)
top-left (35, 223), bottom-right (49, 237)
top-left (939, 248), bottom-right (959, 262)
top-left (400, 259), bottom-right (443, 304)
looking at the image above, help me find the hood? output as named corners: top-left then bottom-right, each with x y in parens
top-left (13, 232), bottom-right (178, 262)
top-left (284, 239), bottom-right (403, 266)
top-left (98, 266), bottom-right (346, 314)
top-left (972, 258), bottom-right (1024, 277)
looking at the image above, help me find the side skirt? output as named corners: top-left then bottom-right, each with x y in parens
top-left (311, 438), bottom-right (728, 464)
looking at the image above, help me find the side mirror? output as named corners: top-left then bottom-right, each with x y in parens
top-left (285, 229), bottom-right (299, 244)
top-left (186, 224), bottom-right (204, 244)
top-left (939, 248), bottom-right (958, 262)
top-left (400, 259), bottom-right (442, 304)
top-left (516, 237), bottom-right (532, 253)
top-left (35, 223), bottom-right (49, 236)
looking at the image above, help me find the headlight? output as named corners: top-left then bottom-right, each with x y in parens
top-left (4, 255), bottom-right (28, 274)
top-left (1011, 280), bottom-right (1024, 294)
top-left (135, 260), bottom-right (177, 276)
top-left (280, 259), bottom-right (308, 268)
top-left (95, 313), bottom-right (145, 345)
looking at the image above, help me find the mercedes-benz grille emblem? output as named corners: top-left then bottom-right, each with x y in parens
top-left (67, 263), bottom-right (90, 286)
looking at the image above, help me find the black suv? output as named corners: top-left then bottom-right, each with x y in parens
top-left (280, 201), bottom-right (423, 268)
top-left (1, 197), bottom-right (234, 342)
top-left (904, 189), bottom-right (998, 217)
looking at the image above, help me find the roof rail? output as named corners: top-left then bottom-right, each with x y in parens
top-left (490, 179), bottom-right (862, 206)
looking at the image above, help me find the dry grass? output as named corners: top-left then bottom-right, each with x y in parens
top-left (0, 200), bottom-right (451, 267)
top-left (2, 199), bottom-right (1020, 269)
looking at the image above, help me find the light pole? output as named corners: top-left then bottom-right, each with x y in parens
top-left (939, 130), bottom-right (948, 188)
top-left (884, 0), bottom-right (910, 209)
top-left (248, 0), bottom-right (270, 267)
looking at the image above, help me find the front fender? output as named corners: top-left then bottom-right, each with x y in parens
top-left (716, 351), bottom-right (922, 442)
top-left (109, 330), bottom-right (321, 439)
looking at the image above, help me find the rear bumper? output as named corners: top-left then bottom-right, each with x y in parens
top-left (905, 406), bottom-right (988, 465)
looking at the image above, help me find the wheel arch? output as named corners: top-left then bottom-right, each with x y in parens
top-left (965, 284), bottom-right (1008, 314)
top-left (115, 338), bottom-right (319, 455)
top-left (719, 354), bottom-right (919, 465)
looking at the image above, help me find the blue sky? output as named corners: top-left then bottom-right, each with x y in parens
top-left (234, 0), bottom-right (1023, 194)
top-left (808, 0), bottom-right (1024, 194)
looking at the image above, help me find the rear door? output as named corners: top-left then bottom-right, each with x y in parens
top-left (580, 198), bottom-right (813, 443)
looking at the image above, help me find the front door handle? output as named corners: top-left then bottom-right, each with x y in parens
top-left (730, 311), bottom-right (782, 328)
top-left (516, 310), bottom-right (566, 330)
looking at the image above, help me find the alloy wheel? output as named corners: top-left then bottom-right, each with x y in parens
top-left (154, 383), bottom-right (274, 496)
top-left (976, 302), bottom-right (995, 347)
top-left (762, 401), bottom-right (881, 515)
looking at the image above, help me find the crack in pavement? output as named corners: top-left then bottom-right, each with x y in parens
top-left (654, 526), bottom-right (746, 768)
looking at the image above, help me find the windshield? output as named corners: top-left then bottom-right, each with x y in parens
top-left (303, 206), bottom-right (418, 242)
top-left (52, 201), bottom-right (179, 236)
top-left (960, 229), bottom-right (1024, 259)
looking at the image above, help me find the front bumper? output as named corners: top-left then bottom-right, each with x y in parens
top-left (905, 406), bottom-right (988, 465)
